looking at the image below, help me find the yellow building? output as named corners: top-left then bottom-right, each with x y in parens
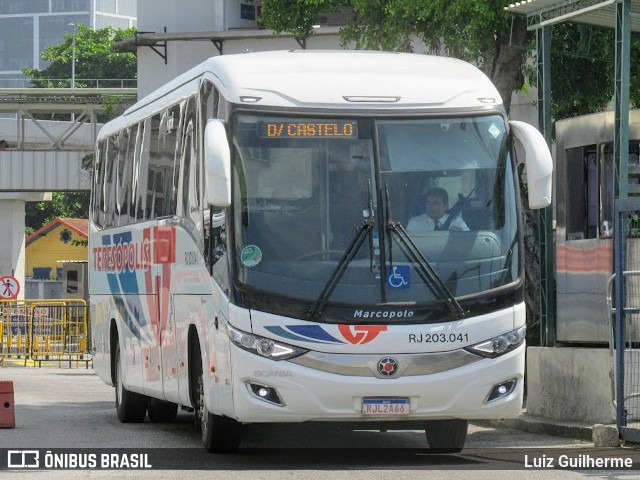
top-left (25, 218), bottom-right (88, 279)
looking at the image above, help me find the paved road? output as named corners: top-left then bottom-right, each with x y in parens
top-left (0, 367), bottom-right (638, 479)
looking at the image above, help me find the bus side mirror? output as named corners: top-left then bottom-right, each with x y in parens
top-left (509, 120), bottom-right (553, 209)
top-left (204, 119), bottom-right (231, 207)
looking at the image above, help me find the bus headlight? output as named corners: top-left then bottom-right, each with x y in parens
top-left (227, 324), bottom-right (308, 361)
top-left (465, 325), bottom-right (526, 358)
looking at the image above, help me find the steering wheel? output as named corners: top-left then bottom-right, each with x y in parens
top-left (296, 250), bottom-right (345, 261)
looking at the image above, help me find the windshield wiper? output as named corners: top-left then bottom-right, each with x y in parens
top-left (384, 184), bottom-right (466, 320)
top-left (308, 181), bottom-right (376, 318)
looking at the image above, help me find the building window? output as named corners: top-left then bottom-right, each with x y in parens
top-left (0, 1), bottom-right (48, 15)
top-left (0, 18), bottom-right (34, 71)
top-left (96, 0), bottom-right (117, 14)
top-left (51, 0), bottom-right (91, 12)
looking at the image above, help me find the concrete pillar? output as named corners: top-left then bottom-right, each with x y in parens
top-left (0, 193), bottom-right (50, 300)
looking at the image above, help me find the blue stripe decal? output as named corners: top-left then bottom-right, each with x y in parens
top-left (103, 234), bottom-right (121, 296)
top-left (287, 325), bottom-right (344, 343)
top-left (100, 232), bottom-right (149, 342)
top-left (113, 231), bottom-right (139, 294)
top-left (265, 325), bottom-right (344, 344)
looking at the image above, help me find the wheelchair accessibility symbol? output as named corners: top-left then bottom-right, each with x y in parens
top-left (387, 265), bottom-right (410, 289)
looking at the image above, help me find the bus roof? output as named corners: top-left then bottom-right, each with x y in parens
top-left (101, 50), bottom-right (503, 138)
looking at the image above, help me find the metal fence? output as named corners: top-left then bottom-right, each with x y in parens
top-left (613, 198), bottom-right (640, 443)
top-left (0, 299), bottom-right (90, 368)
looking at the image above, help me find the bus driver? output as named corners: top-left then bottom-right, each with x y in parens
top-left (407, 187), bottom-right (469, 232)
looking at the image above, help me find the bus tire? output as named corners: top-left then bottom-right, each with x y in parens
top-left (197, 374), bottom-right (242, 452)
top-left (425, 419), bottom-right (468, 453)
top-left (114, 343), bottom-right (148, 423)
top-left (147, 398), bottom-right (178, 423)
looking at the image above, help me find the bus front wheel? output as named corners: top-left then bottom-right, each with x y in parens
top-left (114, 343), bottom-right (148, 423)
top-left (196, 374), bottom-right (242, 452)
top-left (425, 419), bottom-right (468, 453)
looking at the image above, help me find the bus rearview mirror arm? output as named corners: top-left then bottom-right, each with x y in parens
top-left (204, 119), bottom-right (232, 207)
top-left (509, 120), bottom-right (553, 209)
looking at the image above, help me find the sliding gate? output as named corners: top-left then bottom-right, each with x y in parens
top-left (614, 198), bottom-right (640, 442)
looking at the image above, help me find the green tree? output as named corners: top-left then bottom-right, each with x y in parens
top-left (260, 0), bottom-right (528, 112)
top-left (261, 1), bottom-right (640, 118)
top-left (23, 24), bottom-right (136, 88)
top-left (25, 192), bottom-right (91, 236)
top-left (546, 23), bottom-right (640, 120)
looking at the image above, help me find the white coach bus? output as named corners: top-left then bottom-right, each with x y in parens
top-left (89, 50), bottom-right (552, 452)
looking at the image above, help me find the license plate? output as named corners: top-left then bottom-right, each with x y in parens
top-left (361, 398), bottom-right (410, 415)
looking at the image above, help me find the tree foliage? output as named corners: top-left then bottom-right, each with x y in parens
top-left (260, 0), bottom-right (337, 40)
top-left (547, 23), bottom-right (640, 120)
top-left (25, 192), bottom-right (91, 236)
top-left (23, 24), bottom-right (136, 87)
top-left (261, 0), bottom-right (640, 122)
top-left (260, 0), bottom-right (528, 112)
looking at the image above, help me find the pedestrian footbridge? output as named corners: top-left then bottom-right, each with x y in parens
top-left (0, 88), bottom-right (136, 191)
top-left (0, 88), bottom-right (137, 298)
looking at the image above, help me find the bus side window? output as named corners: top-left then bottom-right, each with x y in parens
top-left (200, 80), bottom-right (219, 121)
top-left (93, 141), bottom-right (106, 228)
top-left (118, 124), bottom-right (137, 226)
top-left (104, 136), bottom-right (118, 228)
top-left (135, 118), bottom-right (151, 222)
top-left (206, 207), bottom-right (228, 291)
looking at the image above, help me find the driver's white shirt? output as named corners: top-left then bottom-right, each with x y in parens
top-left (406, 213), bottom-right (469, 231)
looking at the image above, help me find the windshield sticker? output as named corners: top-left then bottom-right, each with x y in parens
top-left (387, 265), bottom-right (410, 289)
top-left (488, 123), bottom-right (501, 139)
top-left (241, 245), bottom-right (262, 267)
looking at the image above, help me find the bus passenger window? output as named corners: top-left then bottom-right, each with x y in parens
top-left (206, 208), bottom-right (228, 292)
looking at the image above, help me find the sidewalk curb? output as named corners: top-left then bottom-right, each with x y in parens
top-left (473, 415), bottom-right (595, 442)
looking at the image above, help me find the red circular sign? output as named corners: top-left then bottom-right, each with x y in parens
top-left (0, 275), bottom-right (20, 300)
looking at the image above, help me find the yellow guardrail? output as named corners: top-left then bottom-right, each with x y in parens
top-left (0, 299), bottom-right (91, 368)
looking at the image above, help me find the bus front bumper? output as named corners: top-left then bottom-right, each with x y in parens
top-left (219, 343), bottom-right (525, 424)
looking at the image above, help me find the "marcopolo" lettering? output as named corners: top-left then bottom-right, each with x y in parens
top-left (353, 310), bottom-right (414, 319)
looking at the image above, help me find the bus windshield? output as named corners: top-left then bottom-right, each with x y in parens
top-left (231, 114), bottom-right (519, 321)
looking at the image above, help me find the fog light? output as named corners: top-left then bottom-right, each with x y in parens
top-left (485, 379), bottom-right (517, 404)
top-left (246, 382), bottom-right (285, 406)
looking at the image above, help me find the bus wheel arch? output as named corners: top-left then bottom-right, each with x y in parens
top-left (188, 324), bottom-right (202, 410)
top-left (188, 323), bottom-right (241, 452)
top-left (109, 319), bottom-right (118, 386)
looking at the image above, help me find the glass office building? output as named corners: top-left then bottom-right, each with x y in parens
top-left (0, 0), bottom-right (136, 87)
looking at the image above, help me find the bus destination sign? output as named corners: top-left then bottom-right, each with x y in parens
top-left (258, 120), bottom-right (357, 139)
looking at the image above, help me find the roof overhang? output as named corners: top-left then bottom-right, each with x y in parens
top-left (506, 0), bottom-right (640, 31)
top-left (113, 26), bottom-right (343, 57)
top-left (0, 88), bottom-right (137, 113)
